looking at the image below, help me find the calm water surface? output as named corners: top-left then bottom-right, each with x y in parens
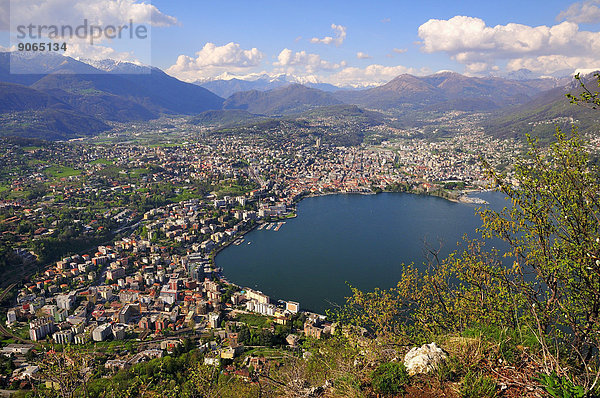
top-left (216, 191), bottom-right (507, 313)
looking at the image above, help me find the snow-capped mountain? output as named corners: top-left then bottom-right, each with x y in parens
top-left (195, 73), bottom-right (356, 98)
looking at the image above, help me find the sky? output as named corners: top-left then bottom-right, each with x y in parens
top-left (3, 0), bottom-right (600, 86)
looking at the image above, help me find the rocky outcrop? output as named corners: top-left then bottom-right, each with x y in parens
top-left (403, 342), bottom-right (448, 376)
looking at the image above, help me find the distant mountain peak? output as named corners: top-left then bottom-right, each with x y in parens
top-left (82, 59), bottom-right (153, 74)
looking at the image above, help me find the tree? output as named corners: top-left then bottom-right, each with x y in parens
top-left (338, 130), bottom-right (600, 392)
top-left (481, 129), bottom-right (600, 391)
top-left (567, 72), bottom-right (600, 109)
top-left (35, 347), bottom-right (95, 398)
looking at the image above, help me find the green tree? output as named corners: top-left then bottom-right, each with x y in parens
top-left (567, 72), bottom-right (600, 109)
top-left (480, 129), bottom-right (600, 390)
top-left (339, 128), bottom-right (600, 393)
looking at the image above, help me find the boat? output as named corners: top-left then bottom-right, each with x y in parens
top-left (265, 223), bottom-right (274, 230)
top-left (274, 221), bottom-right (285, 231)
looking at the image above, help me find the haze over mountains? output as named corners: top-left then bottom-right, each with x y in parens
top-left (0, 53), bottom-right (223, 139)
top-left (198, 74), bottom-right (343, 98)
top-left (0, 52), bottom-right (596, 141)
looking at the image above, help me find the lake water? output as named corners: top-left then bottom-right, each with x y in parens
top-left (216, 191), bottom-right (508, 314)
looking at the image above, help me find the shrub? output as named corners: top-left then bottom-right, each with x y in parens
top-left (371, 362), bottom-right (410, 396)
top-left (538, 372), bottom-right (585, 398)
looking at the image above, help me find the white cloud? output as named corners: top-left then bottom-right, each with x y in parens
top-left (5, 0), bottom-right (176, 64)
top-left (310, 23), bottom-right (346, 46)
top-left (417, 15), bottom-right (600, 74)
top-left (166, 42), bottom-right (264, 81)
top-left (356, 52), bottom-right (371, 59)
top-left (381, 18), bottom-right (391, 23)
top-left (273, 48), bottom-right (345, 74)
top-left (63, 40), bottom-right (138, 62)
top-left (9, 0), bottom-right (177, 28)
top-left (557, 0), bottom-right (600, 24)
top-left (326, 64), bottom-right (428, 87)
top-left (393, 48), bottom-right (407, 54)
top-left (507, 55), bottom-right (600, 74)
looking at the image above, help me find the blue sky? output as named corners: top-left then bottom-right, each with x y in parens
top-left (4, 0), bottom-right (600, 86)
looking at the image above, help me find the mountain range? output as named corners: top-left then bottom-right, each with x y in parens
top-left (198, 74), bottom-right (343, 98)
top-left (0, 52), bottom-right (595, 141)
top-left (484, 74), bottom-right (600, 140)
top-left (0, 53), bottom-right (223, 139)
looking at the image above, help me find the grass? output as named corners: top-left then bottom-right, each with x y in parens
top-left (460, 371), bottom-right (497, 398)
top-left (243, 347), bottom-right (287, 358)
top-left (234, 313), bottom-right (273, 328)
top-left (0, 184), bottom-right (8, 193)
top-left (130, 168), bottom-right (150, 177)
top-left (215, 184), bottom-right (257, 198)
top-left (45, 165), bottom-right (81, 178)
top-left (90, 159), bottom-right (114, 165)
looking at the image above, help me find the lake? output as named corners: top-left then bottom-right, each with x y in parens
top-left (216, 191), bottom-right (507, 314)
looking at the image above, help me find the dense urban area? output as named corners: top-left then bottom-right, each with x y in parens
top-left (1, 98), bottom-right (599, 397)
top-left (0, 117), bottom-right (525, 393)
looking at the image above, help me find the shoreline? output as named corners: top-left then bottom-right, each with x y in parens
top-left (213, 187), bottom-right (489, 312)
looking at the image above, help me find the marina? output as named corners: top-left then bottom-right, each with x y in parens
top-left (274, 221), bottom-right (285, 231)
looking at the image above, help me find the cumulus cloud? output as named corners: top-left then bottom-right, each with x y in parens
top-left (507, 55), bottom-right (600, 74)
top-left (10, 0), bottom-right (177, 28)
top-left (326, 64), bottom-right (428, 87)
top-left (5, 0), bottom-right (176, 64)
top-left (273, 48), bottom-right (345, 74)
top-left (417, 15), bottom-right (600, 74)
top-left (393, 48), bottom-right (407, 54)
top-left (310, 24), bottom-right (346, 46)
top-left (356, 52), bottom-right (371, 59)
top-left (63, 40), bottom-right (138, 62)
top-left (166, 42), bottom-right (264, 81)
top-left (557, 0), bottom-right (600, 24)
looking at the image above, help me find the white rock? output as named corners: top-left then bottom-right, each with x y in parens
top-left (403, 342), bottom-right (448, 376)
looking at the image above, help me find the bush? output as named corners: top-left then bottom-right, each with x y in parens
top-left (538, 372), bottom-right (585, 398)
top-left (459, 371), bottom-right (496, 398)
top-left (371, 362), bottom-right (410, 396)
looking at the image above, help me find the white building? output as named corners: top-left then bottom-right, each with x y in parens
top-left (55, 293), bottom-right (76, 311)
top-left (92, 323), bottom-right (112, 342)
top-left (6, 310), bottom-right (17, 325)
top-left (246, 300), bottom-right (276, 316)
top-left (208, 312), bottom-right (220, 329)
top-left (244, 288), bottom-right (270, 304)
top-left (53, 330), bottom-right (73, 345)
top-left (112, 324), bottom-right (126, 340)
top-left (285, 301), bottom-right (300, 314)
top-left (29, 317), bottom-right (55, 341)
